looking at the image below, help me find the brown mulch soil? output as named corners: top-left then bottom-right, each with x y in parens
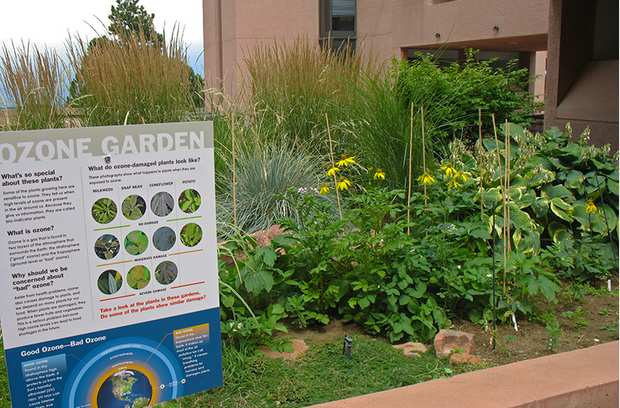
top-left (454, 288), bottom-right (619, 366)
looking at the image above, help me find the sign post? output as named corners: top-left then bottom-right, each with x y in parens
top-left (0, 122), bottom-right (222, 407)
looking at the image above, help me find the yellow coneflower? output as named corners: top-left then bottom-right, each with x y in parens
top-left (326, 164), bottom-right (340, 177)
top-left (373, 169), bottom-right (386, 180)
top-left (454, 170), bottom-right (468, 182)
top-left (336, 154), bottom-right (356, 167)
top-left (448, 178), bottom-right (462, 189)
top-left (586, 198), bottom-right (597, 214)
top-left (319, 184), bottom-right (330, 194)
top-left (417, 172), bottom-right (435, 185)
top-left (336, 177), bottom-right (352, 190)
top-left (438, 162), bottom-right (457, 178)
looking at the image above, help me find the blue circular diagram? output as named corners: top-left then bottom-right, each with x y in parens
top-left (62, 337), bottom-right (184, 408)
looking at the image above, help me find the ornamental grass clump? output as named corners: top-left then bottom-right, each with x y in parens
top-left (66, 24), bottom-right (199, 126)
top-left (244, 36), bottom-right (374, 153)
top-left (217, 139), bottom-right (323, 237)
top-left (0, 42), bottom-right (69, 130)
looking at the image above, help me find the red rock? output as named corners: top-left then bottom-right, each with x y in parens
top-left (449, 353), bottom-right (481, 365)
top-left (393, 342), bottom-right (428, 357)
top-left (219, 225), bottom-right (287, 266)
top-left (434, 329), bottom-right (475, 357)
top-left (248, 224), bottom-right (285, 248)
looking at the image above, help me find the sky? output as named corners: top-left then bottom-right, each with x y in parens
top-left (0, 0), bottom-right (205, 75)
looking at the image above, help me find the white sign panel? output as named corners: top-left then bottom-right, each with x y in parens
top-left (0, 122), bottom-right (222, 408)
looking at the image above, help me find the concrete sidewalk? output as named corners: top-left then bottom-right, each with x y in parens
top-left (309, 341), bottom-right (619, 408)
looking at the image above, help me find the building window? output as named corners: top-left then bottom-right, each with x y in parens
top-left (320, 0), bottom-right (356, 51)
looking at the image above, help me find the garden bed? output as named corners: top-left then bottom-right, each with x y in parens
top-left (278, 281), bottom-right (619, 367)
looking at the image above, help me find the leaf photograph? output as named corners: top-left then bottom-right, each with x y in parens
top-left (92, 198), bottom-right (117, 224)
top-left (127, 265), bottom-right (150, 290)
top-left (122, 194), bottom-right (147, 220)
top-left (179, 222), bottom-right (202, 247)
top-left (152, 226), bottom-right (176, 251)
top-left (179, 189), bottom-right (201, 213)
top-left (97, 269), bottom-right (122, 294)
top-left (155, 261), bottom-right (178, 285)
top-left (94, 234), bottom-right (120, 260)
top-left (150, 191), bottom-right (174, 216)
top-left (124, 230), bottom-right (148, 255)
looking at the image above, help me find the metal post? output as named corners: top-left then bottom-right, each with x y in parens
top-left (343, 335), bottom-right (352, 359)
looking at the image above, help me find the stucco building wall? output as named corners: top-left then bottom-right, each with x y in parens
top-left (204, 0), bottom-right (549, 96)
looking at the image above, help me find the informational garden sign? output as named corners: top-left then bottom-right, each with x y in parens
top-left (0, 122), bottom-right (222, 408)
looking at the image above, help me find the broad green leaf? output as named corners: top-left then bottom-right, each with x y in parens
top-left (358, 296), bottom-right (371, 310)
top-left (571, 199), bottom-right (590, 230)
top-left (269, 303), bottom-right (286, 316)
top-left (515, 190), bottom-right (536, 209)
top-left (470, 229), bottom-right (492, 240)
top-left (243, 269), bottom-right (274, 294)
top-left (565, 170), bottom-right (584, 189)
top-left (544, 184), bottom-right (575, 203)
top-left (524, 167), bottom-right (556, 188)
top-left (532, 198), bottom-right (548, 218)
top-left (509, 204), bottom-right (534, 230)
top-left (537, 275), bottom-right (561, 301)
top-left (549, 197), bottom-right (574, 222)
top-left (525, 153), bottom-right (555, 171)
top-left (591, 159), bottom-right (616, 171)
top-left (508, 186), bottom-right (523, 202)
top-left (409, 281), bottom-right (427, 298)
top-left (482, 188), bottom-right (502, 208)
top-left (399, 294), bottom-right (411, 306)
top-left (591, 204), bottom-right (618, 235)
top-left (257, 246), bottom-right (277, 267)
top-left (548, 221), bottom-right (569, 243)
top-left (607, 178), bottom-right (619, 196)
top-left (512, 229), bottom-right (540, 254)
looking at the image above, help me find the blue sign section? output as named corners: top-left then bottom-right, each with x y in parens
top-left (5, 308), bottom-right (222, 408)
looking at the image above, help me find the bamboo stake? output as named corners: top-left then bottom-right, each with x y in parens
top-left (421, 106), bottom-right (428, 208)
top-left (479, 109), bottom-right (484, 223)
top-left (326, 113), bottom-right (343, 220)
top-left (491, 114), bottom-right (506, 292)
top-left (407, 102), bottom-right (414, 235)
top-left (232, 114), bottom-right (237, 229)
top-left (503, 121), bottom-right (508, 292)
top-left (505, 120), bottom-right (511, 253)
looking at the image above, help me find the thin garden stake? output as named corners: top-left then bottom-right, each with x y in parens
top-left (491, 114), bottom-right (506, 292)
top-left (479, 109), bottom-right (484, 223)
top-left (505, 120), bottom-right (511, 253)
top-left (421, 106), bottom-right (427, 208)
top-left (502, 123), bottom-right (508, 286)
top-left (492, 201), bottom-right (497, 350)
top-left (232, 114), bottom-right (237, 229)
top-left (326, 113), bottom-right (343, 220)
top-left (407, 102), bottom-right (414, 235)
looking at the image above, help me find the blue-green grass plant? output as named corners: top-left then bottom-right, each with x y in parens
top-left (217, 139), bottom-right (325, 236)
